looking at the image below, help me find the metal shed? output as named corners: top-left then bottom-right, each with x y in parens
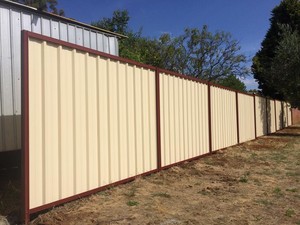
top-left (0, 0), bottom-right (124, 155)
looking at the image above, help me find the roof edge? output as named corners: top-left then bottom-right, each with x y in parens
top-left (1, 0), bottom-right (128, 39)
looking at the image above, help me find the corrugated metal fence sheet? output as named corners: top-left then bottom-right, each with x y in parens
top-left (22, 32), bottom-right (294, 223)
top-left (268, 99), bottom-right (276, 133)
top-left (211, 86), bottom-right (238, 151)
top-left (255, 96), bottom-right (267, 137)
top-left (238, 93), bottom-right (255, 142)
top-left (0, 2), bottom-right (119, 152)
top-left (275, 100), bottom-right (283, 130)
top-left (159, 72), bottom-right (209, 167)
top-left (27, 37), bottom-right (156, 209)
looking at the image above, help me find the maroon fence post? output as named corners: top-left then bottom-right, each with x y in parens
top-left (21, 31), bottom-right (30, 224)
top-left (235, 92), bottom-right (240, 144)
top-left (208, 82), bottom-right (212, 153)
top-left (155, 68), bottom-right (162, 170)
top-left (253, 94), bottom-right (257, 138)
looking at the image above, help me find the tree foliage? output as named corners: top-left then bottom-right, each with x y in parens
top-left (92, 10), bottom-right (248, 89)
top-left (269, 25), bottom-right (300, 107)
top-left (217, 75), bottom-right (247, 92)
top-left (252, 0), bottom-right (300, 104)
top-left (182, 26), bottom-right (248, 81)
top-left (12, 0), bottom-right (65, 16)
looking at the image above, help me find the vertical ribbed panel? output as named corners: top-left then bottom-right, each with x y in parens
top-left (275, 100), bottom-right (283, 130)
top-left (282, 102), bottom-right (288, 128)
top-left (268, 99), bottom-right (276, 133)
top-left (211, 86), bottom-right (237, 151)
top-left (287, 104), bottom-right (292, 126)
top-left (255, 96), bottom-right (267, 137)
top-left (0, 2), bottom-right (119, 152)
top-left (159, 73), bottom-right (209, 167)
top-left (28, 38), bottom-right (157, 209)
top-left (238, 93), bottom-right (255, 142)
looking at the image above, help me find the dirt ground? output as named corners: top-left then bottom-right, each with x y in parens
top-left (1, 126), bottom-right (300, 225)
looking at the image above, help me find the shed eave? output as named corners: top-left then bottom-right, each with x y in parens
top-left (1, 0), bottom-right (127, 39)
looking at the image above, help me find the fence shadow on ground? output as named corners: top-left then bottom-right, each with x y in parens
top-left (268, 125), bottom-right (300, 137)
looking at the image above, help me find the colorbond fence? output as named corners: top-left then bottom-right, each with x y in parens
top-left (21, 31), bottom-right (293, 223)
top-left (292, 108), bottom-right (300, 124)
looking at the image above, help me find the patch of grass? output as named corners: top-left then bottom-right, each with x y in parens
top-left (250, 153), bottom-right (258, 158)
top-left (239, 176), bottom-right (248, 183)
top-left (286, 188), bottom-right (297, 193)
top-left (152, 192), bottom-right (171, 198)
top-left (253, 215), bottom-right (263, 222)
top-left (126, 200), bottom-right (138, 206)
top-left (273, 187), bottom-right (284, 197)
top-left (271, 153), bottom-right (287, 162)
top-left (286, 171), bottom-right (300, 177)
top-left (198, 190), bottom-right (209, 195)
top-left (296, 220), bottom-right (300, 225)
top-left (285, 208), bottom-right (295, 217)
top-left (0, 180), bottom-right (20, 214)
top-left (255, 199), bottom-right (273, 207)
top-left (253, 179), bottom-right (262, 186)
top-left (239, 171), bottom-right (250, 183)
top-left (124, 187), bottom-right (137, 198)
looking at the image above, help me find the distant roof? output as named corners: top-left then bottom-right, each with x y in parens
top-left (1, 0), bottom-right (127, 39)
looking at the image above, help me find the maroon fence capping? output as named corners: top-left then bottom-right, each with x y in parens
top-left (253, 94), bottom-right (257, 138)
top-left (158, 68), bottom-right (208, 85)
top-left (155, 68), bottom-right (162, 170)
top-left (235, 92), bottom-right (240, 144)
top-left (21, 31), bottom-right (30, 224)
top-left (23, 31), bottom-right (156, 71)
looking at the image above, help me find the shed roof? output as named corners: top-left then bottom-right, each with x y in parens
top-left (1, 0), bottom-right (127, 39)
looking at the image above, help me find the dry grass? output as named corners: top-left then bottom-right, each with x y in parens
top-left (1, 126), bottom-right (300, 225)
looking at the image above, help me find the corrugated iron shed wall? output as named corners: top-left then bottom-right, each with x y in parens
top-left (0, 1), bottom-right (119, 152)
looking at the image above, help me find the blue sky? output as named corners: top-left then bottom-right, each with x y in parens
top-left (58, 0), bottom-right (281, 90)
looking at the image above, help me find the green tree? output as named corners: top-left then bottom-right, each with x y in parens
top-left (12, 0), bottom-right (65, 16)
top-left (217, 75), bottom-right (247, 92)
top-left (252, 0), bottom-right (300, 100)
top-left (182, 26), bottom-right (249, 81)
top-left (93, 10), bottom-right (249, 84)
top-left (269, 25), bottom-right (300, 107)
top-left (91, 10), bottom-right (130, 34)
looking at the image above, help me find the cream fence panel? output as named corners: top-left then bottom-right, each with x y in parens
top-left (211, 86), bottom-right (237, 151)
top-left (275, 100), bottom-right (283, 130)
top-left (255, 96), bottom-right (267, 137)
top-left (268, 99), bottom-right (276, 133)
top-left (159, 72), bottom-right (209, 167)
top-left (238, 93), bottom-right (255, 142)
top-left (282, 102), bottom-right (288, 127)
top-left (28, 38), bottom-right (157, 209)
top-left (287, 104), bottom-right (292, 126)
